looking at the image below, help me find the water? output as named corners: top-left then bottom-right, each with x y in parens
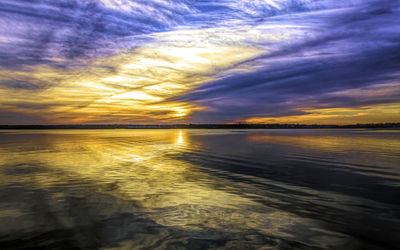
top-left (0, 129), bottom-right (399, 249)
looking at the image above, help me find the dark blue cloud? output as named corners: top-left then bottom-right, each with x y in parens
top-left (0, 80), bottom-right (41, 90)
top-left (0, 0), bottom-right (379, 70)
top-left (0, 0), bottom-right (191, 69)
top-left (0, 111), bottom-right (45, 125)
top-left (0, 0), bottom-right (398, 123)
top-left (180, 0), bottom-right (400, 123)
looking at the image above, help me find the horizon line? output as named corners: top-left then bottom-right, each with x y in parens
top-left (1, 122), bottom-right (399, 128)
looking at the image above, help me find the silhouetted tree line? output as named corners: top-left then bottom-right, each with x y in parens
top-left (0, 123), bottom-right (399, 129)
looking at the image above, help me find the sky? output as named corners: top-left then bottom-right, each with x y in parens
top-left (0, 0), bottom-right (399, 125)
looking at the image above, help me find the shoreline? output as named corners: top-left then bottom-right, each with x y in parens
top-left (0, 123), bottom-right (399, 130)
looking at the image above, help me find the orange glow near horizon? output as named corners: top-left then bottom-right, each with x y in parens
top-left (0, 21), bottom-right (399, 125)
top-left (0, 25), bottom-right (278, 124)
top-left (244, 103), bottom-right (400, 125)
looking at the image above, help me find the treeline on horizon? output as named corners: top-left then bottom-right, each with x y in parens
top-left (0, 123), bottom-right (399, 129)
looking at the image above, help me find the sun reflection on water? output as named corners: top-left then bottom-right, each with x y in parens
top-left (175, 130), bottom-right (185, 145)
top-left (0, 129), bottom-right (298, 236)
top-left (1, 129), bottom-right (392, 248)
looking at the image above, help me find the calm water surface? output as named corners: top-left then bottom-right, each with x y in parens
top-left (0, 129), bottom-right (399, 249)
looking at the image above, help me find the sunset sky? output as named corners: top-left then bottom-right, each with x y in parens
top-left (0, 0), bottom-right (399, 124)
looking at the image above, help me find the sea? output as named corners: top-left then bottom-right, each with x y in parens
top-left (0, 129), bottom-right (399, 249)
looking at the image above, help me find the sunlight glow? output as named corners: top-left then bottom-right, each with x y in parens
top-left (176, 130), bottom-right (185, 145)
top-left (244, 103), bottom-right (400, 125)
top-left (0, 23), bottom-right (292, 124)
top-left (109, 91), bottom-right (162, 101)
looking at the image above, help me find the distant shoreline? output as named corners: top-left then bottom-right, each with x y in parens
top-left (0, 123), bottom-right (399, 129)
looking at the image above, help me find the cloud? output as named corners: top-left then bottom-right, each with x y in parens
top-left (180, 0), bottom-right (400, 123)
top-left (0, 26), bottom-right (266, 124)
top-left (0, 111), bottom-right (45, 125)
top-left (0, 0), bottom-right (379, 69)
top-left (0, 80), bottom-right (41, 90)
top-left (0, 0), bottom-right (189, 69)
top-left (0, 0), bottom-right (399, 124)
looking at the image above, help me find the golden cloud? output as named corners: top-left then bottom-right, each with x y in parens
top-left (1, 24), bottom-right (291, 123)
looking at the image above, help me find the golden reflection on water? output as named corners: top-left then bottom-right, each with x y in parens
top-left (3, 129), bottom-right (393, 248)
top-left (0, 130), bottom-right (311, 240)
top-left (175, 130), bottom-right (185, 145)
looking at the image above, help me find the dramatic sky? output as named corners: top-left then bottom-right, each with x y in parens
top-left (0, 0), bottom-right (399, 124)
